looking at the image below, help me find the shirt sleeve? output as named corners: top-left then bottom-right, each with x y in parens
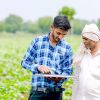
top-left (21, 38), bottom-right (39, 74)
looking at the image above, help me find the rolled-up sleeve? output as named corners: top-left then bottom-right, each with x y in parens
top-left (21, 39), bottom-right (39, 74)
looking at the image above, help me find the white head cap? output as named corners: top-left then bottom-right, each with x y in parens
top-left (82, 23), bottom-right (100, 41)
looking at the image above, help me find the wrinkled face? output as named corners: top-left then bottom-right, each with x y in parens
top-left (50, 26), bottom-right (69, 43)
top-left (82, 36), bottom-right (97, 49)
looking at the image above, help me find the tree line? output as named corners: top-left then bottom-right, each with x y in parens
top-left (0, 14), bottom-right (53, 34)
top-left (0, 6), bottom-right (100, 35)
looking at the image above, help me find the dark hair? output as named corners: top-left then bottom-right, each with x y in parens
top-left (53, 16), bottom-right (71, 31)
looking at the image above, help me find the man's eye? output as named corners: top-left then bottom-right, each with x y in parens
top-left (57, 32), bottom-right (61, 35)
top-left (82, 37), bottom-right (88, 40)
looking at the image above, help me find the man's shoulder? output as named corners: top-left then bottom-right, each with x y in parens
top-left (33, 35), bottom-right (48, 42)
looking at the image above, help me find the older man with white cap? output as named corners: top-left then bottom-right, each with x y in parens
top-left (72, 23), bottom-right (100, 100)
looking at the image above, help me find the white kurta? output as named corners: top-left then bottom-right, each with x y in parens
top-left (72, 50), bottom-right (100, 100)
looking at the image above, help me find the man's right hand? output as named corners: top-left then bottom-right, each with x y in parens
top-left (38, 65), bottom-right (51, 74)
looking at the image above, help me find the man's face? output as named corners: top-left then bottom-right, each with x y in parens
top-left (51, 26), bottom-right (69, 42)
top-left (82, 36), bottom-right (97, 49)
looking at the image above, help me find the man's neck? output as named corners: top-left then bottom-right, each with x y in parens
top-left (49, 33), bottom-right (57, 46)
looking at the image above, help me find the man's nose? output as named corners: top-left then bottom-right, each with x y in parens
top-left (58, 35), bottom-right (63, 39)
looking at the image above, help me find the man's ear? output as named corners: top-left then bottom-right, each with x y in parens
top-left (50, 25), bottom-right (53, 32)
top-left (51, 25), bottom-right (55, 30)
top-left (51, 25), bottom-right (53, 29)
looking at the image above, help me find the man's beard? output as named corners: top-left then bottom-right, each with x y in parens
top-left (55, 37), bottom-right (60, 42)
top-left (52, 34), bottom-right (60, 42)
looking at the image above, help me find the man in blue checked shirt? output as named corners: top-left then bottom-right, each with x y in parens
top-left (21, 16), bottom-right (73, 100)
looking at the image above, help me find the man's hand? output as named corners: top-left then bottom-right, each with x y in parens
top-left (38, 66), bottom-right (64, 83)
top-left (38, 65), bottom-right (51, 74)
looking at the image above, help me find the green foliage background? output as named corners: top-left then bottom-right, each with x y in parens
top-left (0, 13), bottom-right (99, 35)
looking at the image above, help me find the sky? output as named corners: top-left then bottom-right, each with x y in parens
top-left (0, 0), bottom-right (100, 22)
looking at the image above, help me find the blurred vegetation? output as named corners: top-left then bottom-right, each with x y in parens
top-left (0, 6), bottom-right (99, 35)
top-left (58, 6), bottom-right (76, 20)
top-left (0, 13), bottom-right (99, 35)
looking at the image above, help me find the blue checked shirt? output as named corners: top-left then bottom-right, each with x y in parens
top-left (21, 34), bottom-right (73, 88)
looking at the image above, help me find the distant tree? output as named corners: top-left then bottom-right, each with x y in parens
top-left (28, 23), bottom-right (40, 33)
top-left (37, 16), bottom-right (53, 33)
top-left (5, 14), bottom-right (23, 33)
top-left (22, 21), bottom-right (40, 33)
top-left (72, 19), bottom-right (90, 35)
top-left (22, 21), bottom-right (32, 32)
top-left (0, 21), bottom-right (5, 32)
top-left (58, 6), bottom-right (76, 20)
top-left (97, 18), bottom-right (100, 28)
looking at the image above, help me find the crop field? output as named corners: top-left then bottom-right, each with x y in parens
top-left (0, 33), bottom-right (81, 100)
